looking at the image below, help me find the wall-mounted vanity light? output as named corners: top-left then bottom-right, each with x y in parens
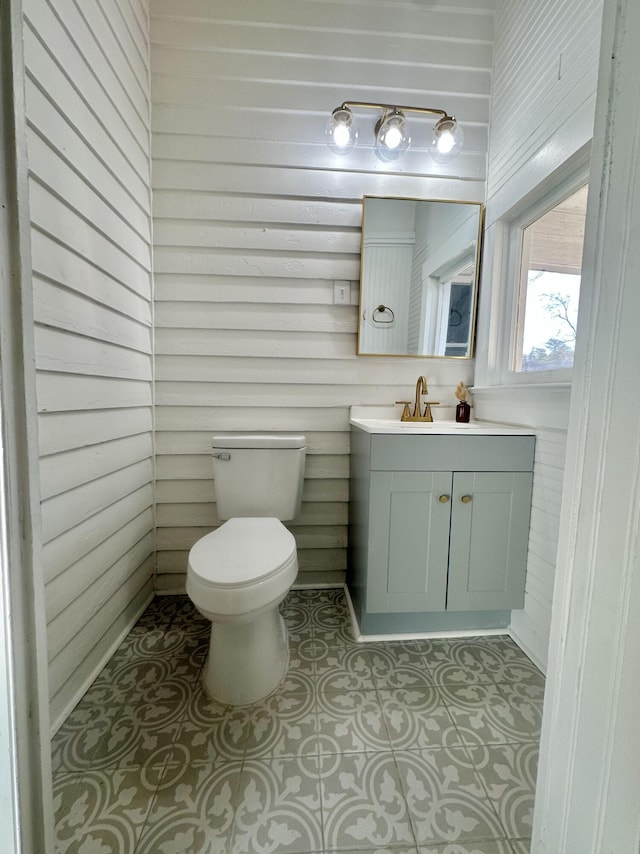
top-left (326, 101), bottom-right (463, 163)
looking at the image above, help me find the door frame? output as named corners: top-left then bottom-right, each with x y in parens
top-left (0, 1), bottom-right (54, 850)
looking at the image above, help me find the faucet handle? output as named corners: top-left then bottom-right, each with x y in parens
top-left (395, 401), bottom-right (412, 421)
top-left (422, 401), bottom-right (440, 421)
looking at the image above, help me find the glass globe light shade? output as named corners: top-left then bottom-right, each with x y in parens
top-left (325, 107), bottom-right (358, 155)
top-left (374, 111), bottom-right (411, 162)
top-left (430, 116), bottom-right (464, 163)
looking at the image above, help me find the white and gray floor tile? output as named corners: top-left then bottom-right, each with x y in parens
top-left (52, 589), bottom-right (542, 853)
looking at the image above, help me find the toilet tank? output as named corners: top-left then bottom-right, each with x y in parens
top-left (211, 434), bottom-right (306, 521)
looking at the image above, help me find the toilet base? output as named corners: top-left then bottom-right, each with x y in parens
top-left (201, 606), bottom-right (289, 705)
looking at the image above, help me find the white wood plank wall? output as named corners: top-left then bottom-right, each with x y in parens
top-left (477, 0), bottom-right (603, 670)
top-left (23, 0), bottom-right (154, 730)
top-left (489, 0), bottom-right (602, 198)
top-left (150, 0), bottom-right (496, 592)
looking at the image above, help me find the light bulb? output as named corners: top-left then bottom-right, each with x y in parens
top-left (374, 111), bottom-right (411, 162)
top-left (384, 124), bottom-right (403, 149)
top-left (333, 123), bottom-right (351, 148)
top-left (430, 116), bottom-right (463, 163)
top-left (436, 131), bottom-right (455, 154)
top-left (325, 107), bottom-right (358, 155)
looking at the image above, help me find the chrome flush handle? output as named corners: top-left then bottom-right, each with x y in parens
top-left (212, 451), bottom-right (231, 461)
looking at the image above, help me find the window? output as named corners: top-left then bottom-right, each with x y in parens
top-left (512, 184), bottom-right (588, 374)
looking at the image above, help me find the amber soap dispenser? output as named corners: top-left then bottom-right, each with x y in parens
top-left (455, 381), bottom-right (471, 423)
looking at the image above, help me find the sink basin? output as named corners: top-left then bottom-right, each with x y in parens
top-left (350, 418), bottom-right (533, 436)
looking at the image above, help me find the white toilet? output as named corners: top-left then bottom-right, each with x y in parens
top-left (186, 433), bottom-right (306, 705)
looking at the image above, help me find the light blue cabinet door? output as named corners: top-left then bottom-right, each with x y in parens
top-left (367, 470), bottom-right (452, 612)
top-left (447, 471), bottom-right (533, 611)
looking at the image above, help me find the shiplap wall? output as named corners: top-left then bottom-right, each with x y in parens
top-left (150, 0), bottom-right (496, 592)
top-left (488, 0), bottom-right (602, 201)
top-left (474, 0), bottom-right (603, 670)
top-left (23, 0), bottom-right (154, 730)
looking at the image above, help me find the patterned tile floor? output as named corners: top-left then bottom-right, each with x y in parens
top-left (51, 589), bottom-right (544, 854)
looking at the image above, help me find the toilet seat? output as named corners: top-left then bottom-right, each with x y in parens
top-left (189, 518), bottom-right (296, 587)
top-left (186, 517), bottom-right (298, 618)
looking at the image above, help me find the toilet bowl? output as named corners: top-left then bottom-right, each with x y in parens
top-left (185, 433), bottom-right (306, 705)
top-left (187, 518), bottom-right (298, 705)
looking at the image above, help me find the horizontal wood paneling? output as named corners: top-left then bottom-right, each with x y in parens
top-left (29, 181), bottom-right (151, 295)
top-left (151, 0), bottom-right (495, 38)
top-left (43, 486), bottom-right (154, 584)
top-left (24, 0), bottom-right (154, 731)
top-left (27, 135), bottom-right (150, 264)
top-left (47, 533), bottom-right (154, 650)
top-left (154, 429), bottom-right (350, 457)
top-left (45, 513), bottom-right (154, 622)
top-left (48, 571), bottom-right (153, 729)
top-left (39, 433), bottom-right (153, 500)
top-left (23, 2), bottom-right (149, 176)
top-left (33, 279), bottom-right (152, 353)
top-left (152, 161), bottom-right (486, 201)
top-left (31, 232), bottom-right (152, 323)
top-left (155, 303), bottom-right (357, 334)
top-left (35, 328), bottom-right (152, 380)
top-left (36, 374), bottom-right (152, 412)
top-left (155, 477), bottom-right (348, 504)
top-left (26, 81), bottom-right (150, 239)
top-left (151, 36), bottom-right (492, 88)
top-left (23, 23), bottom-right (149, 205)
top-left (150, 0), bottom-right (494, 592)
top-left (155, 453), bottom-right (349, 482)
top-left (155, 276), bottom-right (338, 306)
top-left (41, 460), bottom-right (153, 543)
top-left (38, 408), bottom-right (153, 457)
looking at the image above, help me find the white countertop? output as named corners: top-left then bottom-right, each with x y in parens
top-left (349, 406), bottom-right (535, 436)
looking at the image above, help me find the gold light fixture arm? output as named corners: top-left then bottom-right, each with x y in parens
top-left (338, 101), bottom-right (449, 121)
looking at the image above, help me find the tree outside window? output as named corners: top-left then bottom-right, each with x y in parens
top-left (514, 184), bottom-right (588, 373)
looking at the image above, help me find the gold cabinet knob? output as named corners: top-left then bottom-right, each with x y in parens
top-left (461, 494), bottom-right (472, 503)
top-left (438, 494), bottom-right (450, 503)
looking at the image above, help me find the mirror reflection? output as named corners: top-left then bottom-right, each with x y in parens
top-left (358, 196), bottom-right (484, 357)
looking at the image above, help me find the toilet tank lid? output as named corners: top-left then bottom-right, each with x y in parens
top-left (211, 433), bottom-right (306, 449)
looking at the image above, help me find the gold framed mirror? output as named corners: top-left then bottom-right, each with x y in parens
top-left (358, 196), bottom-right (484, 357)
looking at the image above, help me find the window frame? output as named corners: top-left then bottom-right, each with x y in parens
top-left (496, 166), bottom-right (590, 387)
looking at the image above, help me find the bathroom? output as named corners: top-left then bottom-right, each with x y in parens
top-left (1, 0), bottom-right (639, 851)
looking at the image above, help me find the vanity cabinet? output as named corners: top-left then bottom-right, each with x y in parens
top-left (348, 427), bottom-right (535, 634)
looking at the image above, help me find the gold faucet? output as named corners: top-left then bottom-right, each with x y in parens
top-left (414, 375), bottom-right (428, 417)
top-left (395, 375), bottom-right (440, 422)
